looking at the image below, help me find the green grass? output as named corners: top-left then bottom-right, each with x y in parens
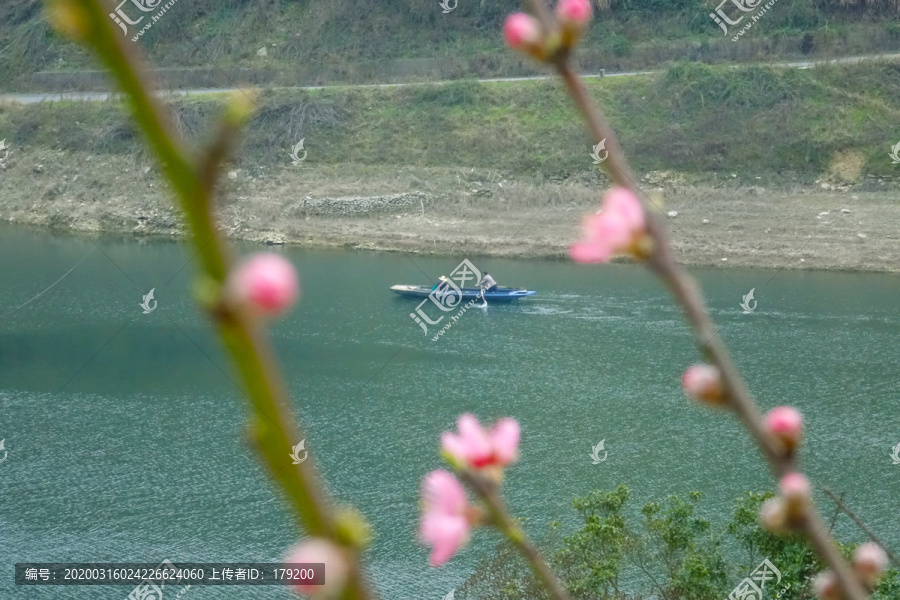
top-left (2, 62), bottom-right (899, 182)
top-left (2, 0), bottom-right (900, 91)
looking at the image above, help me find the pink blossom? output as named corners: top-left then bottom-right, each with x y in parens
top-left (420, 469), bottom-right (472, 566)
top-left (284, 538), bottom-right (348, 598)
top-left (758, 497), bottom-right (787, 533)
top-left (812, 571), bottom-right (838, 600)
top-left (778, 472), bottom-right (810, 501)
top-left (441, 414), bottom-right (520, 469)
top-left (229, 253), bottom-right (299, 316)
top-left (569, 187), bottom-right (646, 263)
top-left (853, 542), bottom-right (888, 585)
top-left (556, 0), bottom-right (592, 25)
top-left (681, 364), bottom-right (725, 404)
top-left (503, 13), bottom-right (541, 49)
top-left (764, 406), bottom-right (803, 452)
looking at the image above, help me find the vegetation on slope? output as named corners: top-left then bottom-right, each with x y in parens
top-left (2, 0), bottom-right (900, 91)
top-left (459, 486), bottom-right (900, 600)
top-left (2, 61), bottom-right (898, 181)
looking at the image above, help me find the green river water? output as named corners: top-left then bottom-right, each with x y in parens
top-left (1, 224), bottom-right (898, 599)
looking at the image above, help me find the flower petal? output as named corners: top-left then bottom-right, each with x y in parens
top-left (569, 241), bottom-right (611, 263)
top-left (456, 413), bottom-right (492, 464)
top-left (490, 418), bottom-right (520, 465)
top-left (603, 187), bottom-right (645, 233)
top-left (422, 469), bottom-right (467, 515)
top-left (421, 513), bottom-right (469, 566)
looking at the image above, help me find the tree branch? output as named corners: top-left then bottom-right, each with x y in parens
top-left (54, 1), bottom-right (374, 597)
top-left (516, 3), bottom-right (870, 598)
top-left (823, 487), bottom-right (900, 568)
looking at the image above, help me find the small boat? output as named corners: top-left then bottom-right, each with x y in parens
top-left (390, 285), bottom-right (536, 302)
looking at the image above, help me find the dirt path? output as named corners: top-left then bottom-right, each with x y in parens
top-left (4, 53), bottom-right (900, 105)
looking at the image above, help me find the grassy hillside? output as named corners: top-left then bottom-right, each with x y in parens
top-left (2, 61), bottom-right (898, 181)
top-left (2, 0), bottom-right (900, 91)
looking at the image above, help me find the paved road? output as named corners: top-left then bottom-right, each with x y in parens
top-left (2, 53), bottom-right (899, 105)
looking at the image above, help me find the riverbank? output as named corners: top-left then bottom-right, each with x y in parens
top-left (1, 157), bottom-right (897, 272)
top-left (1, 62), bottom-right (898, 272)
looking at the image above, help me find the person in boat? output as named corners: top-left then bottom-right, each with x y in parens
top-left (477, 272), bottom-right (498, 293)
top-left (433, 275), bottom-right (451, 293)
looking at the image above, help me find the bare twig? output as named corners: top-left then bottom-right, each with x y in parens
top-left (828, 491), bottom-right (845, 532)
top-left (823, 487), bottom-right (900, 568)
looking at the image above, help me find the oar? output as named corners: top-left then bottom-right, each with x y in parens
top-left (478, 288), bottom-right (488, 308)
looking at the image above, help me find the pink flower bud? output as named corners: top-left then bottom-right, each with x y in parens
top-left (812, 571), bottom-right (839, 600)
top-left (764, 406), bottom-right (803, 453)
top-left (441, 414), bottom-right (520, 469)
top-left (853, 542), bottom-right (889, 586)
top-left (284, 538), bottom-right (348, 598)
top-left (778, 472), bottom-right (810, 522)
top-left (556, 0), bottom-right (592, 25)
top-left (229, 253), bottom-right (299, 316)
top-left (681, 364), bottom-right (725, 405)
top-left (420, 470), bottom-right (473, 566)
top-left (503, 13), bottom-right (541, 49)
top-left (759, 497), bottom-right (788, 533)
top-left (570, 187), bottom-right (647, 264)
top-left (778, 472), bottom-right (811, 501)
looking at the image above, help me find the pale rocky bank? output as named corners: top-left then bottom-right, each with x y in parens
top-left (1, 151), bottom-right (898, 272)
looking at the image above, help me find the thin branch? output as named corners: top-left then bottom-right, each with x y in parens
top-left (516, 3), bottom-right (869, 598)
top-left (828, 491), bottom-right (845, 532)
top-left (629, 549), bottom-right (668, 600)
top-left (60, 2), bottom-right (374, 598)
top-left (459, 470), bottom-right (572, 600)
top-left (823, 487), bottom-right (900, 568)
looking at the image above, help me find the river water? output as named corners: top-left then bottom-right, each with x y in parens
top-left (1, 224), bottom-right (898, 599)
